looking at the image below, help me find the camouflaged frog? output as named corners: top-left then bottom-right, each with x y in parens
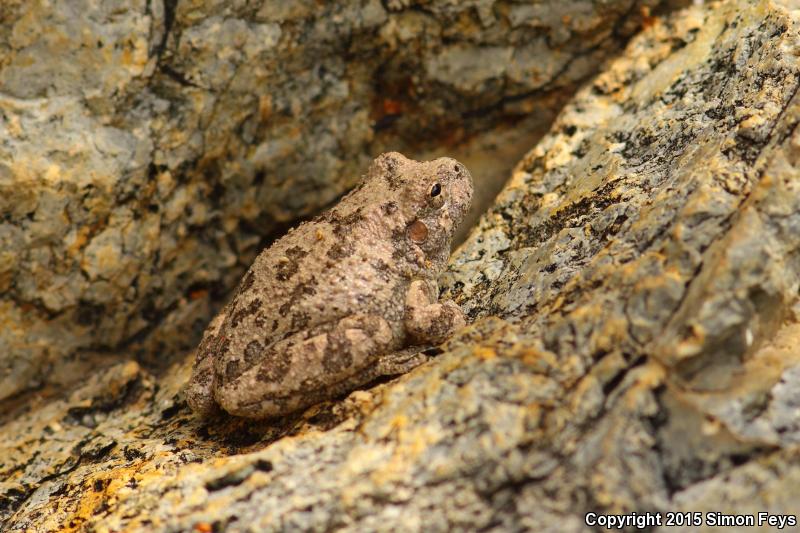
top-left (185, 152), bottom-right (473, 419)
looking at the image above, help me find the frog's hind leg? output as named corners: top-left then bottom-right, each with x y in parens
top-left (214, 314), bottom-right (396, 419)
top-left (185, 312), bottom-right (227, 417)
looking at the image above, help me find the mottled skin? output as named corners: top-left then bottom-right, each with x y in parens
top-left (186, 152), bottom-right (473, 419)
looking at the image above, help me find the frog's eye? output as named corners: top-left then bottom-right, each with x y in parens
top-left (428, 183), bottom-right (444, 208)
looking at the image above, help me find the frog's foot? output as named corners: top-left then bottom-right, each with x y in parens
top-left (215, 314), bottom-right (394, 419)
top-left (375, 346), bottom-right (432, 376)
top-left (405, 279), bottom-right (466, 345)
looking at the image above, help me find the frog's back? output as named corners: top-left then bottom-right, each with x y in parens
top-left (210, 187), bottom-right (410, 369)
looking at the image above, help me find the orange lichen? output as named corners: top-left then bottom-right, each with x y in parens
top-left (640, 6), bottom-right (657, 30)
top-left (382, 98), bottom-right (402, 115)
top-left (189, 288), bottom-right (209, 301)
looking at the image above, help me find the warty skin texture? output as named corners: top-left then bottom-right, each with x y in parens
top-left (186, 152), bottom-right (473, 419)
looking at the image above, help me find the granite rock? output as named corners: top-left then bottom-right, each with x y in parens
top-left (0, 0), bottom-right (672, 401)
top-left (5, 0), bottom-right (800, 531)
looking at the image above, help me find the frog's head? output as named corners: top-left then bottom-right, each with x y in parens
top-left (370, 152), bottom-right (473, 264)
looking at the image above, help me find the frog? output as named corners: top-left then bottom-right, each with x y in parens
top-left (185, 152), bottom-right (473, 419)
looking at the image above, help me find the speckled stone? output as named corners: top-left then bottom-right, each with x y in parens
top-left (7, 0), bottom-right (800, 532)
top-left (0, 0), bottom-right (670, 401)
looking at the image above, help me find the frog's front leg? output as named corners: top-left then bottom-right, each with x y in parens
top-left (215, 314), bottom-right (395, 419)
top-left (404, 279), bottom-right (466, 345)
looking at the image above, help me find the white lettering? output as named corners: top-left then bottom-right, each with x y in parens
top-left (584, 512), bottom-right (662, 529)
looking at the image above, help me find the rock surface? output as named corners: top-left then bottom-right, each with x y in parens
top-left (4, 0), bottom-right (800, 531)
top-left (0, 0), bottom-right (669, 401)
